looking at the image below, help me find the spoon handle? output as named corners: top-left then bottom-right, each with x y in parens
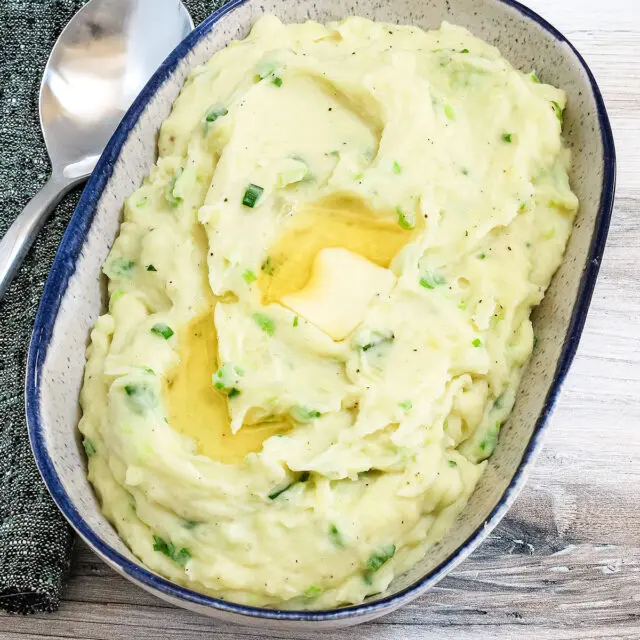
top-left (0, 174), bottom-right (78, 300)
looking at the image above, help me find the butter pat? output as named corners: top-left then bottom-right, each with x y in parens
top-left (281, 248), bottom-right (396, 340)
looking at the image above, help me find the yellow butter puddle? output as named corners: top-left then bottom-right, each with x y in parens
top-left (259, 195), bottom-right (416, 303)
top-left (164, 311), bottom-right (288, 464)
top-left (166, 197), bottom-right (414, 462)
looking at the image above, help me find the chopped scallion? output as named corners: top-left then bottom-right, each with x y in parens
top-left (204, 103), bottom-right (228, 123)
top-left (396, 207), bottom-right (415, 230)
top-left (165, 168), bottom-right (183, 207)
top-left (152, 535), bottom-right (191, 566)
top-left (551, 101), bottom-right (564, 124)
top-left (151, 323), bottom-right (174, 339)
top-left (419, 272), bottom-right (446, 290)
top-left (252, 312), bottom-right (275, 336)
top-left (363, 544), bottom-right (396, 584)
top-left (124, 383), bottom-right (156, 414)
top-left (242, 183), bottom-right (264, 208)
top-left (269, 471), bottom-right (310, 500)
top-left (105, 257), bottom-right (135, 278)
top-left (82, 438), bottom-right (96, 457)
top-left (329, 524), bottom-right (344, 547)
top-left (290, 406), bottom-right (321, 423)
top-left (242, 269), bottom-right (257, 284)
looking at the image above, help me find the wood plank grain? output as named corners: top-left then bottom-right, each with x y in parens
top-left (2, 0), bottom-right (639, 637)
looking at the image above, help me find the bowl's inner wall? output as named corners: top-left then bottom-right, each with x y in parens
top-left (38, 0), bottom-right (604, 608)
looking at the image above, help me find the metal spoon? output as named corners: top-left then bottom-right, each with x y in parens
top-left (0, 0), bottom-right (193, 299)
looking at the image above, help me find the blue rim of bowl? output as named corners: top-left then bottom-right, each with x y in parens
top-left (26, 0), bottom-right (616, 624)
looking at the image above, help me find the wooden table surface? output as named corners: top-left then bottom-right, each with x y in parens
top-left (3, 0), bottom-right (639, 638)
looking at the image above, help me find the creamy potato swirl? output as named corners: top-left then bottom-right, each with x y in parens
top-left (79, 15), bottom-right (578, 608)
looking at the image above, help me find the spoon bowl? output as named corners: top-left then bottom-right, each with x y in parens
top-left (0, 0), bottom-right (192, 297)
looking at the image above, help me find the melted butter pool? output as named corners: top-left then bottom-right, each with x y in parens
top-left (259, 196), bottom-right (415, 303)
top-left (165, 311), bottom-right (289, 464)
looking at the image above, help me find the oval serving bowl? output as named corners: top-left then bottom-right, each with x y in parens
top-left (26, 0), bottom-right (615, 629)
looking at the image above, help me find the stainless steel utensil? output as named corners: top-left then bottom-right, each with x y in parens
top-left (0, 0), bottom-right (193, 299)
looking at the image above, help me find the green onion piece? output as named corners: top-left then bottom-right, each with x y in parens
top-left (363, 544), bottom-right (396, 584)
top-left (82, 438), bottom-right (96, 457)
top-left (268, 483), bottom-right (294, 500)
top-left (255, 60), bottom-right (278, 80)
top-left (478, 252), bottom-right (487, 260)
top-left (165, 168), bottom-right (183, 207)
top-left (151, 323), bottom-right (174, 339)
top-left (105, 257), bottom-right (135, 278)
top-left (444, 104), bottom-right (455, 120)
top-left (293, 316), bottom-right (299, 327)
top-left (243, 269), bottom-right (257, 284)
top-left (252, 312), bottom-right (275, 336)
top-left (398, 400), bottom-right (412, 412)
top-left (304, 586), bottom-right (322, 598)
top-left (358, 329), bottom-right (395, 352)
top-left (448, 459), bottom-right (458, 468)
top-left (172, 547), bottom-right (192, 566)
top-left (212, 362), bottom-right (242, 396)
top-left (460, 48), bottom-right (469, 53)
top-left (502, 133), bottom-right (513, 143)
top-left (531, 71), bottom-right (540, 83)
top-left (419, 272), bottom-right (445, 290)
top-left (329, 524), bottom-right (345, 548)
top-left (392, 160), bottom-right (402, 174)
top-left (109, 289), bottom-right (124, 307)
top-left (124, 383), bottom-right (156, 414)
top-left (269, 471), bottom-right (310, 500)
top-left (152, 535), bottom-right (191, 566)
top-left (551, 101), bottom-right (564, 124)
top-left (142, 366), bottom-right (155, 375)
top-left (478, 421), bottom-right (501, 459)
top-left (204, 103), bottom-right (228, 123)
top-left (396, 207), bottom-right (415, 230)
top-left (272, 76), bottom-right (283, 87)
top-left (135, 195), bottom-right (148, 208)
top-left (242, 183), bottom-right (264, 208)
top-left (290, 406), bottom-right (321, 423)
top-left (146, 264), bottom-right (157, 272)
top-left (472, 338), bottom-right (482, 347)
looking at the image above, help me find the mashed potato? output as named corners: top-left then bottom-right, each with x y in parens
top-left (79, 15), bottom-right (578, 608)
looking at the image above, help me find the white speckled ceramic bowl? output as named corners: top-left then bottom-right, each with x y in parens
top-left (26, 0), bottom-right (615, 629)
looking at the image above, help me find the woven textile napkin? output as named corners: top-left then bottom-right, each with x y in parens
top-left (0, 0), bottom-right (224, 614)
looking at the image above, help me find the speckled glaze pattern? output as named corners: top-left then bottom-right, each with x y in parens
top-left (26, 0), bottom-right (615, 630)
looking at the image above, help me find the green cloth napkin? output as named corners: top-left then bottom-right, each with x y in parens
top-left (0, 0), bottom-right (224, 615)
